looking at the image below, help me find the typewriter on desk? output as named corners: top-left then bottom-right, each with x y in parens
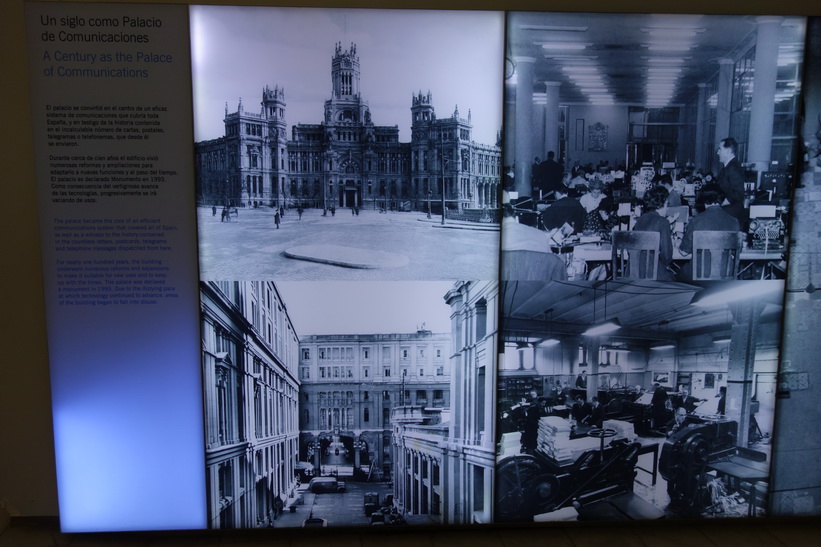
top-left (747, 204), bottom-right (786, 251)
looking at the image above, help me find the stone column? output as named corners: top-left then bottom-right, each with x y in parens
top-left (714, 58), bottom-right (734, 158)
top-left (504, 82), bottom-right (516, 167)
top-left (748, 16), bottom-right (783, 173)
top-left (561, 335), bottom-right (580, 377)
top-left (695, 83), bottom-right (709, 170)
top-left (532, 101), bottom-right (546, 165)
top-left (583, 337), bottom-right (601, 402)
top-left (543, 82), bottom-right (562, 161)
top-left (727, 299), bottom-right (763, 447)
top-left (513, 57), bottom-right (536, 197)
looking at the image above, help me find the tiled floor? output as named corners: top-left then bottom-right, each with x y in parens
top-left (2, 518), bottom-right (820, 547)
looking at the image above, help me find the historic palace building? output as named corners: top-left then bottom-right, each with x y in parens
top-left (200, 281), bottom-right (301, 529)
top-left (392, 281), bottom-right (499, 524)
top-left (297, 330), bottom-right (451, 482)
top-left (195, 43), bottom-right (501, 215)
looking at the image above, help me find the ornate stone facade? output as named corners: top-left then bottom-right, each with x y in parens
top-left (200, 281), bottom-right (301, 528)
top-left (195, 43), bottom-right (501, 215)
top-left (297, 330), bottom-right (451, 482)
top-left (392, 280), bottom-right (499, 524)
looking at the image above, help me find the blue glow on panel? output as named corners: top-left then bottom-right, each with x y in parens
top-left (50, 292), bottom-right (207, 532)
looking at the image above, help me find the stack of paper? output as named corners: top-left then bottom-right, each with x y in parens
top-left (536, 416), bottom-right (629, 463)
top-left (603, 419), bottom-right (636, 441)
top-left (498, 431), bottom-right (522, 457)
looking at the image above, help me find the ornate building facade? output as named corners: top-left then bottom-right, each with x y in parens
top-left (195, 43), bottom-right (501, 215)
top-left (392, 280), bottom-right (499, 524)
top-left (297, 330), bottom-right (451, 482)
top-left (200, 281), bottom-right (301, 528)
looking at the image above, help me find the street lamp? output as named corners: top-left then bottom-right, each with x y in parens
top-left (308, 440), bottom-right (321, 476)
top-left (439, 131), bottom-right (448, 226)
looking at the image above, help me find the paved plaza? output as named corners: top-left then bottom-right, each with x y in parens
top-left (197, 206), bottom-right (500, 281)
top-left (274, 480), bottom-right (437, 528)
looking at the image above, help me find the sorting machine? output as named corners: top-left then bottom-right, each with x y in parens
top-left (659, 415), bottom-right (739, 516)
top-left (495, 430), bottom-right (641, 522)
top-left (496, 416), bottom-right (746, 521)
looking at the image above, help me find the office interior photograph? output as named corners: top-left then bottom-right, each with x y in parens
top-left (3, 0), bottom-right (821, 546)
top-left (503, 12), bottom-right (804, 282)
top-left (497, 280), bottom-right (782, 522)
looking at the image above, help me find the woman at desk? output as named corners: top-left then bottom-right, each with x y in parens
top-left (580, 180), bottom-right (608, 234)
top-left (633, 185), bottom-right (675, 280)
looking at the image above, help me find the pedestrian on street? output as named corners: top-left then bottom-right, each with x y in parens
top-left (279, 206), bottom-right (285, 218)
top-left (331, 206), bottom-right (336, 217)
top-left (297, 206), bottom-right (303, 220)
top-left (212, 205), bottom-right (216, 217)
top-left (274, 211), bottom-right (281, 229)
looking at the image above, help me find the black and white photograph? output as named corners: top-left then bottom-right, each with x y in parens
top-left (501, 12), bottom-right (805, 282)
top-left (496, 279), bottom-right (783, 522)
top-left (200, 280), bottom-right (498, 528)
top-left (190, 7), bottom-right (503, 281)
top-left (769, 16), bottom-right (821, 517)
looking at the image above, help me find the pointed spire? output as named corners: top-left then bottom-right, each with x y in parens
top-left (238, 98), bottom-right (243, 113)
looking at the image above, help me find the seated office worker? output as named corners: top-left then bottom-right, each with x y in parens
top-left (633, 185), bottom-right (675, 280)
top-left (501, 204), bottom-right (567, 281)
top-left (542, 186), bottom-right (586, 233)
top-left (677, 185), bottom-right (740, 280)
top-left (659, 174), bottom-right (683, 207)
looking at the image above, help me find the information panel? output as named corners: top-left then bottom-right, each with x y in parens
top-left (25, 2), bottom-right (206, 531)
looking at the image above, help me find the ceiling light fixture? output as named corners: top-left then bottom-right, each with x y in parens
top-left (541, 42), bottom-right (588, 50)
top-left (523, 25), bottom-right (588, 32)
top-left (693, 281), bottom-right (782, 307)
top-left (647, 44), bottom-right (693, 51)
top-left (650, 344), bottom-right (676, 350)
top-left (583, 320), bottom-right (621, 336)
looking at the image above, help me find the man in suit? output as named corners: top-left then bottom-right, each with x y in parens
top-left (542, 186), bottom-right (586, 233)
top-left (666, 407), bottom-right (689, 437)
top-left (674, 386), bottom-right (700, 414)
top-left (538, 151), bottom-right (565, 195)
top-left (716, 137), bottom-right (747, 225)
top-left (582, 397), bottom-right (605, 428)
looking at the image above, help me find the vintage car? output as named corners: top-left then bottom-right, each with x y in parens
top-left (308, 477), bottom-right (345, 493)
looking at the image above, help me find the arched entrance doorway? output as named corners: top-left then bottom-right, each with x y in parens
top-left (320, 433), bottom-right (354, 477)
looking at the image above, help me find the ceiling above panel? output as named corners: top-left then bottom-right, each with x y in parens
top-left (501, 280), bottom-right (784, 343)
top-left (506, 12), bottom-right (806, 107)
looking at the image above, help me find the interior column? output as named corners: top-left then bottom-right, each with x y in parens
top-left (713, 59), bottom-right (734, 153)
top-left (748, 16), bottom-right (783, 173)
top-left (513, 56), bottom-right (535, 197)
top-left (727, 299), bottom-right (763, 446)
top-left (543, 82), bottom-right (561, 161)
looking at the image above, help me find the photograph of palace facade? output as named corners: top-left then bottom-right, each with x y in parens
top-left (194, 43), bottom-right (501, 216)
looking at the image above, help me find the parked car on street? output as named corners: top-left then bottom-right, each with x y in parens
top-left (308, 477), bottom-right (345, 493)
